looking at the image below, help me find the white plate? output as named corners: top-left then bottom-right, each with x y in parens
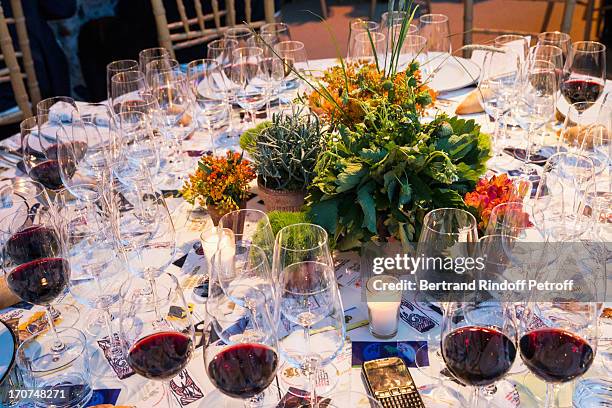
top-left (0, 319), bottom-right (16, 385)
top-left (424, 52), bottom-right (481, 93)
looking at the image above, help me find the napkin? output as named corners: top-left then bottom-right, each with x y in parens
top-left (455, 89), bottom-right (485, 115)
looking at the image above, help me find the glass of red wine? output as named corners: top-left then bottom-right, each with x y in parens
top-left (204, 285), bottom-right (279, 407)
top-left (119, 273), bottom-right (195, 407)
top-left (441, 301), bottom-right (517, 407)
top-left (560, 41), bottom-right (606, 112)
top-left (0, 203), bottom-right (77, 367)
top-left (517, 285), bottom-right (598, 407)
top-left (20, 116), bottom-right (65, 192)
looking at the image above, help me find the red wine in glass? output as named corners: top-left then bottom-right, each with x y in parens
top-left (442, 326), bottom-right (517, 386)
top-left (519, 328), bottom-right (594, 383)
top-left (28, 160), bottom-right (65, 190)
top-left (207, 343), bottom-right (279, 399)
top-left (6, 257), bottom-right (69, 304)
top-left (127, 331), bottom-right (194, 380)
top-left (560, 77), bottom-right (604, 107)
top-left (6, 225), bottom-right (60, 264)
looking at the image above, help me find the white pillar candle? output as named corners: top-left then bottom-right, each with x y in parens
top-left (366, 275), bottom-right (402, 339)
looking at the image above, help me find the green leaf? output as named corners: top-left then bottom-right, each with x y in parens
top-left (359, 147), bottom-right (388, 164)
top-left (308, 198), bottom-right (339, 235)
top-left (409, 175), bottom-right (432, 202)
top-left (398, 177), bottom-right (412, 205)
top-left (336, 161), bottom-right (367, 193)
top-left (357, 181), bottom-right (377, 233)
top-left (383, 171), bottom-right (398, 202)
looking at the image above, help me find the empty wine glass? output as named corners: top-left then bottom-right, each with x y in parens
top-left (477, 48), bottom-right (521, 155)
top-left (537, 31), bottom-right (571, 61)
top-left (120, 273), bottom-right (195, 408)
top-left (106, 59), bottom-right (139, 101)
top-left (139, 47), bottom-right (171, 72)
top-left (273, 223), bottom-right (345, 402)
top-left (348, 31), bottom-right (386, 66)
top-left (231, 47), bottom-right (267, 124)
top-left (224, 25), bottom-right (254, 48)
top-left (110, 70), bottom-right (147, 114)
top-left (261, 22), bottom-right (291, 42)
top-left (144, 58), bottom-right (179, 89)
top-left (348, 19), bottom-right (380, 61)
top-left (396, 34), bottom-right (427, 71)
top-left (495, 34), bottom-right (529, 62)
top-left (418, 13), bottom-right (451, 54)
top-left (113, 110), bottom-right (161, 181)
top-left (273, 40), bottom-right (309, 107)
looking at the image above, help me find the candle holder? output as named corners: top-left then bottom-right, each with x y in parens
top-left (366, 275), bottom-right (402, 339)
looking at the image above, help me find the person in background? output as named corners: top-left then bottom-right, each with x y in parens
top-left (79, 0), bottom-right (278, 101)
top-left (0, 0), bottom-right (76, 139)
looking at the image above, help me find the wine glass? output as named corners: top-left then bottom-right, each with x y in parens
top-left (109, 70), bottom-right (147, 114)
top-left (144, 58), bottom-right (179, 89)
top-left (106, 59), bottom-right (139, 101)
top-left (413, 208), bottom-right (478, 404)
top-left (204, 285), bottom-right (279, 407)
top-left (113, 110), bottom-right (161, 181)
top-left (512, 59), bottom-right (557, 173)
top-left (186, 59), bottom-right (227, 153)
top-left (381, 10), bottom-right (417, 35)
top-left (231, 47), bottom-right (267, 125)
top-left (518, 281), bottom-right (598, 407)
top-left (60, 184), bottom-right (128, 376)
top-left (441, 301), bottom-right (517, 406)
top-left (537, 31), bottom-right (572, 61)
top-left (224, 25), bottom-right (254, 48)
top-left (396, 34), bottom-right (427, 72)
top-left (273, 41), bottom-right (309, 107)
top-left (139, 47), bottom-right (171, 72)
top-left (120, 273), bottom-right (195, 408)
top-left (218, 208), bottom-right (275, 263)
top-left (36, 96), bottom-right (78, 129)
top-left (495, 34), bottom-right (529, 61)
top-left (261, 22), bottom-right (291, 42)
top-left (20, 116), bottom-right (65, 191)
top-left (348, 31), bottom-right (385, 66)
top-left (560, 41), bottom-right (607, 111)
top-left (477, 48), bottom-right (521, 156)
top-left (418, 13), bottom-right (450, 54)
top-left (347, 19), bottom-right (380, 61)
top-left (0, 204), bottom-right (72, 357)
top-left (273, 223), bottom-right (345, 402)
top-left (529, 45), bottom-right (564, 75)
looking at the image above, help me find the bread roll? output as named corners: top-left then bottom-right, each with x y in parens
top-left (455, 89), bottom-right (488, 115)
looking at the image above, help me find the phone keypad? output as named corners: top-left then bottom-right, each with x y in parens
top-left (379, 393), bottom-right (425, 408)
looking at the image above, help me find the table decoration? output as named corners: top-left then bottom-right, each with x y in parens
top-left (241, 108), bottom-right (325, 212)
top-left (180, 151), bottom-right (256, 224)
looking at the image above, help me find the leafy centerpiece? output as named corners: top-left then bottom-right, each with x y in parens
top-left (299, 4), bottom-right (491, 250)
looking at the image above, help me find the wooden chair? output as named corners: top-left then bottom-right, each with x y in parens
top-left (0, 0), bottom-right (41, 125)
top-left (150, 0), bottom-right (277, 59)
top-left (463, 0), bottom-right (578, 53)
top-left (369, 0), bottom-right (432, 20)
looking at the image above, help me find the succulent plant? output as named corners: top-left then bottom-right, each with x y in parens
top-left (250, 108), bottom-right (325, 192)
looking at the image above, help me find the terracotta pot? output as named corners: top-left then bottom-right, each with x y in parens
top-left (207, 200), bottom-right (246, 225)
top-left (258, 181), bottom-right (306, 212)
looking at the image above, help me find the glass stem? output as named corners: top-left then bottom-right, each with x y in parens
top-left (493, 113), bottom-right (504, 156)
top-left (103, 308), bottom-right (121, 357)
top-left (545, 383), bottom-right (560, 408)
top-left (468, 387), bottom-right (481, 408)
top-left (45, 304), bottom-right (65, 352)
top-left (164, 381), bottom-right (175, 407)
top-left (207, 122), bottom-right (216, 156)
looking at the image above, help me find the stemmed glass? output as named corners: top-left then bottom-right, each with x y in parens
top-left (204, 285), bottom-right (279, 407)
top-left (230, 47), bottom-right (267, 125)
top-left (0, 204), bottom-right (72, 357)
top-left (187, 59), bottom-right (227, 153)
top-left (273, 223), bottom-right (345, 403)
top-left (21, 116), bottom-right (66, 192)
top-left (537, 31), bottom-right (571, 60)
top-left (225, 26), bottom-right (254, 48)
top-left (512, 59), bottom-right (557, 173)
top-left (348, 31), bottom-right (385, 65)
top-left (106, 59), bottom-right (139, 100)
top-left (145, 58), bottom-right (180, 89)
top-left (396, 34), bottom-right (427, 72)
top-left (494, 34), bottom-right (529, 62)
top-left (477, 48), bottom-right (521, 156)
top-left (347, 19), bottom-right (380, 61)
top-left (207, 38), bottom-right (240, 144)
top-left (139, 47), bottom-right (171, 72)
top-left (120, 273), bottom-right (195, 408)
top-left (261, 22), bottom-right (291, 42)
top-left (413, 208), bottom-right (478, 404)
top-left (418, 13), bottom-right (451, 72)
top-left (517, 282), bottom-right (598, 407)
top-left (60, 184), bottom-right (128, 376)
top-left (273, 41), bottom-right (309, 107)
top-left (36, 96), bottom-right (78, 130)
top-left (560, 41), bottom-right (607, 111)
top-left (441, 301), bottom-right (517, 407)
top-left (218, 208), bottom-right (275, 263)
top-left (109, 70), bottom-right (147, 114)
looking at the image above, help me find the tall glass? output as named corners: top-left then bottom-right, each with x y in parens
top-left (106, 59), bottom-right (139, 100)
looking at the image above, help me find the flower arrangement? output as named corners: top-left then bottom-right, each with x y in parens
top-left (181, 151), bottom-right (256, 215)
top-left (308, 61), bottom-right (436, 129)
top-left (464, 174), bottom-right (531, 233)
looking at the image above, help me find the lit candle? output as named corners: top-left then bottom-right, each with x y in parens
top-left (366, 275), bottom-right (402, 339)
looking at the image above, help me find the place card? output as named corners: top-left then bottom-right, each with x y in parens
top-left (169, 369), bottom-right (205, 406)
top-left (97, 334), bottom-right (134, 380)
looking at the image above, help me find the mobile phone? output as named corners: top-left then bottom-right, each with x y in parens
top-left (362, 357), bottom-right (425, 408)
